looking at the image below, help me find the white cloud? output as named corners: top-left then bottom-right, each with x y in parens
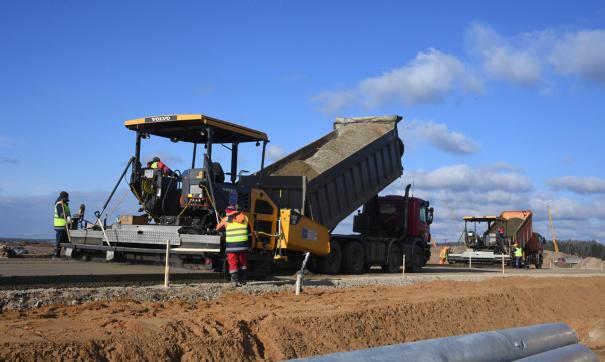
top-left (266, 145), bottom-right (287, 163)
top-left (312, 89), bottom-right (359, 115)
top-left (359, 49), bottom-right (482, 106)
top-left (530, 192), bottom-right (605, 222)
top-left (546, 176), bottom-right (605, 194)
top-left (365, 165), bottom-right (605, 242)
top-left (402, 121), bottom-right (479, 154)
top-left (376, 164), bottom-right (535, 242)
top-left (468, 23), bottom-right (605, 88)
top-left (549, 30), bottom-right (605, 85)
top-left (484, 48), bottom-right (542, 86)
top-left (403, 164), bottom-right (532, 192)
top-left (467, 23), bottom-right (543, 87)
top-left (313, 49), bottom-right (482, 114)
top-left (314, 24), bottom-right (605, 115)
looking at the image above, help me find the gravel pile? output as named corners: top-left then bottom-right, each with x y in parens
top-left (2, 270), bottom-right (602, 311)
top-left (0, 276), bottom-right (415, 311)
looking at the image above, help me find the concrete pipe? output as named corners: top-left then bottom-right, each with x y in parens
top-left (292, 323), bottom-right (583, 362)
top-left (514, 343), bottom-right (599, 362)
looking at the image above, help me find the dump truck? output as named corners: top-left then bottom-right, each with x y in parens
top-left (501, 211), bottom-right (543, 268)
top-left (447, 210), bottom-right (543, 268)
top-left (65, 114), bottom-right (431, 276)
top-left (242, 116), bottom-right (434, 274)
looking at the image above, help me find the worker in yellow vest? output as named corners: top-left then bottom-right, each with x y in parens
top-left (513, 243), bottom-right (523, 269)
top-left (53, 191), bottom-right (71, 257)
top-left (216, 205), bottom-right (250, 287)
top-left (147, 156), bottom-right (174, 176)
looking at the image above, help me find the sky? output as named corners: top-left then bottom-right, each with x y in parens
top-left (0, 1), bottom-right (604, 242)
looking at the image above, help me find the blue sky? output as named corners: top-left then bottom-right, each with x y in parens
top-left (1, 1), bottom-right (604, 241)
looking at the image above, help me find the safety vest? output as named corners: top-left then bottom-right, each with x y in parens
top-left (225, 214), bottom-right (249, 252)
top-left (150, 161), bottom-right (159, 169)
top-left (514, 247), bottom-right (523, 257)
top-left (54, 201), bottom-right (70, 228)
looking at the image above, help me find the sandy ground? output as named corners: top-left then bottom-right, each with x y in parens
top-left (0, 275), bottom-right (603, 361)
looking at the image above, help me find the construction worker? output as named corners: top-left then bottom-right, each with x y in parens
top-left (439, 246), bottom-right (450, 264)
top-left (513, 243), bottom-right (523, 269)
top-left (216, 205), bottom-right (249, 287)
top-left (53, 191), bottom-right (71, 257)
top-left (147, 156), bottom-right (174, 176)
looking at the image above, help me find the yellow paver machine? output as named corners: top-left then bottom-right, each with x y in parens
top-left (66, 114), bottom-right (405, 277)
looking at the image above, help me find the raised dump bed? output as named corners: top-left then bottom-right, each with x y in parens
top-left (241, 115), bottom-right (404, 230)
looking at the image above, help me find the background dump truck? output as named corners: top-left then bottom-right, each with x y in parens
top-left (65, 114), bottom-right (430, 276)
top-left (501, 211), bottom-right (544, 269)
top-left (448, 210), bottom-right (543, 268)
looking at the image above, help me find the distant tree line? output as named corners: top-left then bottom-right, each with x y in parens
top-left (544, 240), bottom-right (605, 260)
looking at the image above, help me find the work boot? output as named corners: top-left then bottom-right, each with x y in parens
top-left (239, 269), bottom-right (247, 286)
top-left (230, 272), bottom-right (240, 287)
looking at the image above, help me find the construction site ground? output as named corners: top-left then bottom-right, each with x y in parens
top-left (0, 255), bottom-right (604, 361)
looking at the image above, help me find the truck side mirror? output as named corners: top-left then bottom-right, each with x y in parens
top-left (428, 207), bottom-right (434, 224)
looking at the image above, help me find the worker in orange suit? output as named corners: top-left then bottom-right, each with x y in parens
top-left (439, 246), bottom-right (450, 264)
top-left (216, 205), bottom-right (250, 287)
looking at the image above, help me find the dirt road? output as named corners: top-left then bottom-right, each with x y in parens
top-left (0, 276), bottom-right (603, 361)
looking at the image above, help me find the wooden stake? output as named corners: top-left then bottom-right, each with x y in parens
top-left (402, 254), bottom-right (406, 277)
top-left (164, 239), bottom-right (170, 288)
top-left (295, 274), bottom-right (302, 295)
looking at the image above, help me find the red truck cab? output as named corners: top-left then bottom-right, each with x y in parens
top-left (316, 184), bottom-right (434, 274)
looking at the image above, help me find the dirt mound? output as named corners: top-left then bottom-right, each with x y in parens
top-left (0, 276), bottom-right (604, 361)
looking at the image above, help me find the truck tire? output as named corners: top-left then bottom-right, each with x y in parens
top-left (535, 254), bottom-right (542, 269)
top-left (317, 239), bottom-right (342, 275)
top-left (342, 241), bottom-right (365, 274)
top-left (382, 244), bottom-right (402, 273)
top-left (406, 245), bottom-right (424, 273)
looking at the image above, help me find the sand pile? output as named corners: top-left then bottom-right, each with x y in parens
top-left (576, 257), bottom-right (604, 269)
top-left (0, 276), bottom-right (603, 361)
top-left (270, 116), bottom-right (397, 180)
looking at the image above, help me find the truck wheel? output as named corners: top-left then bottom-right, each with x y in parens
top-left (317, 240), bottom-right (342, 275)
top-left (382, 244), bottom-right (402, 273)
top-left (342, 241), bottom-right (365, 274)
top-left (406, 245), bottom-right (424, 273)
